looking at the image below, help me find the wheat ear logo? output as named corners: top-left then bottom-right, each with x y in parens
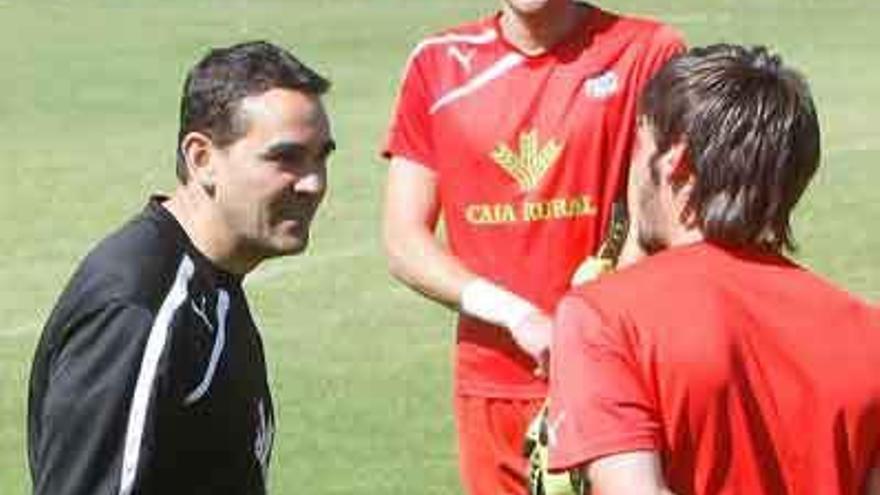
top-left (490, 129), bottom-right (563, 191)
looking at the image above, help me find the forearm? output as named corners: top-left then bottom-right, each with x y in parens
top-left (383, 156), bottom-right (474, 308)
top-left (383, 222), bottom-right (475, 308)
top-left (867, 468), bottom-right (880, 495)
top-left (384, 226), bottom-right (541, 325)
top-left (382, 156), bottom-right (550, 360)
top-left (588, 451), bottom-right (676, 495)
top-left (384, 224), bottom-right (551, 362)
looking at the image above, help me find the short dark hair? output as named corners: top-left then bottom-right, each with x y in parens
top-left (176, 40), bottom-right (330, 181)
top-left (639, 44), bottom-right (820, 252)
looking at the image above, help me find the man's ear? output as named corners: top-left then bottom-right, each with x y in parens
top-left (664, 140), bottom-right (698, 225)
top-left (658, 139), bottom-right (692, 185)
top-left (180, 131), bottom-right (216, 192)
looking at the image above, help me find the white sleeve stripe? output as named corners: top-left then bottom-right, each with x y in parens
top-left (183, 289), bottom-right (230, 405)
top-left (398, 28), bottom-right (498, 85)
top-left (430, 52), bottom-right (525, 114)
top-left (118, 256), bottom-right (194, 495)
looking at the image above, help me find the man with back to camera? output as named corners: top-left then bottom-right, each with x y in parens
top-left (381, 0), bottom-right (684, 492)
top-left (546, 43), bottom-right (880, 494)
top-left (28, 40), bottom-right (335, 494)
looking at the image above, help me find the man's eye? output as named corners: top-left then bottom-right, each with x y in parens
top-left (269, 153), bottom-right (304, 168)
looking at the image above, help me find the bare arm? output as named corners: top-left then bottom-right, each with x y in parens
top-left (588, 451), bottom-right (677, 495)
top-left (867, 468), bottom-right (880, 495)
top-left (382, 156), bottom-right (476, 308)
top-left (382, 156), bottom-right (551, 361)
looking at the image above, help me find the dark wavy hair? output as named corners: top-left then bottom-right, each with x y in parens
top-left (176, 40), bottom-right (330, 182)
top-left (640, 44), bottom-right (820, 252)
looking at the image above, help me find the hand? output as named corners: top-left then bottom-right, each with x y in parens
top-left (458, 278), bottom-right (552, 374)
top-left (510, 311), bottom-right (552, 375)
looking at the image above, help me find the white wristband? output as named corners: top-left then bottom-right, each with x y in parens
top-left (460, 278), bottom-right (538, 330)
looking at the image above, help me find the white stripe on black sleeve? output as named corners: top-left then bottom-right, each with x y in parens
top-left (118, 256), bottom-right (194, 495)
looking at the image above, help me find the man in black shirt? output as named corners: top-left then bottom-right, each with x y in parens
top-left (28, 40), bottom-right (335, 494)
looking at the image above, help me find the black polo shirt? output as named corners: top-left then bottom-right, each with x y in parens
top-left (29, 197), bottom-right (274, 494)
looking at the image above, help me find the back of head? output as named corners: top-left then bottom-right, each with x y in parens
top-left (639, 44), bottom-right (820, 253)
top-left (176, 40), bottom-right (330, 182)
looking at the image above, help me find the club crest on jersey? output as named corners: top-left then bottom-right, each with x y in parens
top-left (584, 70), bottom-right (619, 99)
top-left (490, 129), bottom-right (563, 192)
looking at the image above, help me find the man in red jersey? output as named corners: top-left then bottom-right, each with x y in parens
top-left (547, 43), bottom-right (880, 494)
top-left (381, 1), bottom-right (684, 493)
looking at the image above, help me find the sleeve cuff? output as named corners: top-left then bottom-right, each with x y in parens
top-left (549, 432), bottom-right (660, 473)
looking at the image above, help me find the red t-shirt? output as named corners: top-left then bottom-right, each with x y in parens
top-left (383, 6), bottom-right (684, 397)
top-left (548, 242), bottom-right (880, 493)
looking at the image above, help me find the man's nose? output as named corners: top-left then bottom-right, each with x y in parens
top-left (294, 168), bottom-right (326, 195)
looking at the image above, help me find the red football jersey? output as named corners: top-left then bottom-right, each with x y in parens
top-left (548, 242), bottom-right (880, 493)
top-left (384, 7), bottom-right (684, 397)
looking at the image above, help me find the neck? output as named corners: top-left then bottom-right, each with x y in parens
top-left (666, 225), bottom-right (706, 250)
top-left (499, 1), bottom-right (584, 55)
top-left (163, 186), bottom-right (256, 276)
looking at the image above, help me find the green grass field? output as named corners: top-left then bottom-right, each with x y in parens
top-left (1, 1), bottom-right (877, 492)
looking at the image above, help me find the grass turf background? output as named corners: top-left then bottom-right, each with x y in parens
top-left (0, 1), bottom-right (877, 492)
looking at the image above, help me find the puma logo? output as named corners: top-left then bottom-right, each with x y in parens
top-left (448, 46), bottom-right (476, 72)
top-left (191, 296), bottom-right (215, 334)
